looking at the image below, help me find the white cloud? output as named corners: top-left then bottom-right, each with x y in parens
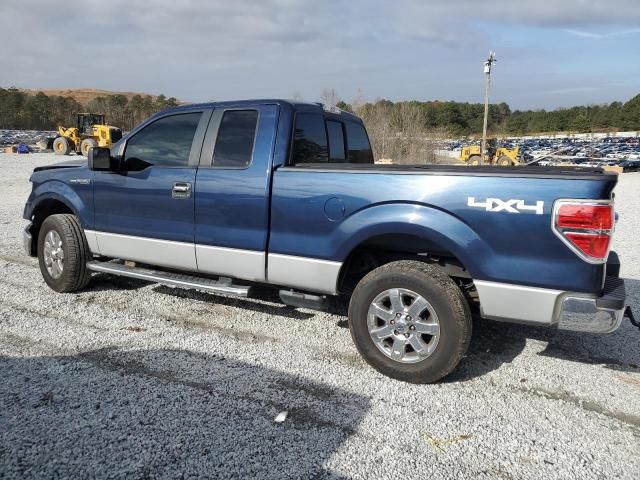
top-left (1, 0), bottom-right (639, 108)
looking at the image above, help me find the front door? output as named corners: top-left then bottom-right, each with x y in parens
top-left (92, 109), bottom-right (211, 271)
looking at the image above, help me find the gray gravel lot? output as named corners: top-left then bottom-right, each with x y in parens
top-left (1, 153), bottom-right (639, 479)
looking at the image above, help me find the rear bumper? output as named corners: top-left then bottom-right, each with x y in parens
top-left (556, 277), bottom-right (625, 333)
top-left (475, 259), bottom-right (627, 334)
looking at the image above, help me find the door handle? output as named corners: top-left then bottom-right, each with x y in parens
top-left (172, 182), bottom-right (192, 199)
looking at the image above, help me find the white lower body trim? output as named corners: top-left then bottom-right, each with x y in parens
top-left (196, 244), bottom-right (265, 282)
top-left (84, 230), bottom-right (342, 294)
top-left (89, 230), bottom-right (198, 271)
top-left (84, 230), bottom-right (100, 254)
top-left (267, 253), bottom-right (342, 295)
top-left (474, 280), bottom-right (563, 325)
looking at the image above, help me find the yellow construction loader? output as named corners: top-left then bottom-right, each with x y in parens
top-left (459, 138), bottom-right (520, 166)
top-left (53, 113), bottom-right (123, 156)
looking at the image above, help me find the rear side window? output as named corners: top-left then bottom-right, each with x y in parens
top-left (213, 110), bottom-right (259, 168)
top-left (292, 112), bottom-right (328, 164)
top-left (345, 121), bottom-right (374, 164)
top-left (124, 112), bottom-right (202, 170)
top-left (327, 120), bottom-right (346, 162)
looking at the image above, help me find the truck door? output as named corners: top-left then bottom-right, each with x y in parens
top-left (92, 109), bottom-right (211, 271)
top-left (194, 104), bottom-right (279, 282)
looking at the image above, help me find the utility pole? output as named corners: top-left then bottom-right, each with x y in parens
top-left (481, 51), bottom-right (497, 165)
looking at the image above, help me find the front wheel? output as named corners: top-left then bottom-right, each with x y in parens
top-left (348, 260), bottom-right (471, 383)
top-left (37, 214), bottom-right (92, 293)
top-left (53, 136), bottom-right (71, 155)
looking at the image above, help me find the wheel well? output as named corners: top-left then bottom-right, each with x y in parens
top-left (337, 234), bottom-right (477, 308)
top-left (28, 199), bottom-right (74, 255)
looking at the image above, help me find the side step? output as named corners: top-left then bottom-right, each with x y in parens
top-left (279, 289), bottom-right (332, 311)
top-left (86, 261), bottom-right (250, 297)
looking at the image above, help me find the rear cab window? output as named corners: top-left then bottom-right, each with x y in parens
top-left (291, 110), bottom-right (373, 165)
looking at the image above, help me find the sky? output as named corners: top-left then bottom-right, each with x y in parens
top-left (1, 0), bottom-right (639, 110)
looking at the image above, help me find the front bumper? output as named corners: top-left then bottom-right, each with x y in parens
top-left (557, 277), bottom-right (626, 333)
top-left (23, 222), bottom-right (34, 257)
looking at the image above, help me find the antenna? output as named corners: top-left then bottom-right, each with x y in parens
top-left (481, 51), bottom-right (497, 165)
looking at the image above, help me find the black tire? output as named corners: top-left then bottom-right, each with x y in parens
top-left (467, 155), bottom-right (482, 165)
top-left (348, 260), bottom-right (471, 383)
top-left (497, 155), bottom-right (514, 166)
top-left (80, 138), bottom-right (98, 157)
top-left (53, 136), bottom-right (71, 156)
top-left (37, 214), bottom-right (91, 293)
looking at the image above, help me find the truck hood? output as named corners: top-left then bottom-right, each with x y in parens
top-left (33, 159), bottom-right (86, 172)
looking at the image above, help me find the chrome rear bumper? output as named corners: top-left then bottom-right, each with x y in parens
top-left (476, 276), bottom-right (627, 334)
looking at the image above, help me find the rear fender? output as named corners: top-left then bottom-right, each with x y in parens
top-left (335, 203), bottom-right (491, 278)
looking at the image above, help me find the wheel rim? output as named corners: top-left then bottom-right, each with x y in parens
top-left (43, 230), bottom-right (64, 279)
top-left (367, 288), bottom-right (440, 364)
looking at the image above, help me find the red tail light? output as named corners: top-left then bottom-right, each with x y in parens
top-left (553, 201), bottom-right (614, 263)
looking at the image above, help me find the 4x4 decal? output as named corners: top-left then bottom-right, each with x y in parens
top-left (468, 197), bottom-right (544, 214)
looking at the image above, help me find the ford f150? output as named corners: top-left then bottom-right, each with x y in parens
top-left (22, 100), bottom-right (631, 382)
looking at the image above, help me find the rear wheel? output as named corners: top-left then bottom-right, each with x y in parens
top-left (348, 260), bottom-right (471, 383)
top-left (37, 214), bottom-right (91, 293)
top-left (80, 138), bottom-right (98, 157)
top-left (53, 136), bottom-right (71, 155)
top-left (467, 155), bottom-right (482, 165)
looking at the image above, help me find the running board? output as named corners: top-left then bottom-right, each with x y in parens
top-left (86, 261), bottom-right (250, 297)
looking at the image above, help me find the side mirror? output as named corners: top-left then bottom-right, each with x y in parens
top-left (88, 147), bottom-right (120, 171)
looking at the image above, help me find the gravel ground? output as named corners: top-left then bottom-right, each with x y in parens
top-left (1, 153), bottom-right (639, 479)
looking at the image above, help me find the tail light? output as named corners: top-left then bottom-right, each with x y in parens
top-left (553, 200), bottom-right (614, 263)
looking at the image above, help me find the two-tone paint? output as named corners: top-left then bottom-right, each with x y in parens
top-left (23, 99), bottom-right (621, 328)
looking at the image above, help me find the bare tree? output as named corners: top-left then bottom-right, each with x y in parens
top-left (354, 95), bottom-right (448, 164)
top-left (320, 88), bottom-right (340, 112)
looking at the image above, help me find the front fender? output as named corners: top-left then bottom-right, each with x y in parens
top-left (333, 203), bottom-right (492, 278)
top-left (27, 180), bottom-right (92, 228)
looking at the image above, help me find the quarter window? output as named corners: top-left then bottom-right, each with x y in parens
top-left (124, 112), bottom-right (202, 170)
top-left (292, 112), bottom-right (328, 164)
top-left (213, 110), bottom-right (259, 168)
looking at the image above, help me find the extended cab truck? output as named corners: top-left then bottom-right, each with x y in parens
top-left (23, 100), bottom-right (631, 383)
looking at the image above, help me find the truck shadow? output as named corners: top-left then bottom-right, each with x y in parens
top-left (449, 278), bottom-right (640, 381)
top-left (0, 347), bottom-right (369, 479)
top-left (88, 273), bottom-right (315, 320)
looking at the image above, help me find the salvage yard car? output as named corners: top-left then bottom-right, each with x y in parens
top-left (22, 100), bottom-right (632, 383)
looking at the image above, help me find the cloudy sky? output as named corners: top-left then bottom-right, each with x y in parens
top-left (2, 0), bottom-right (639, 110)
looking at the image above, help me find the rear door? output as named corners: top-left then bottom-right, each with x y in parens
top-left (92, 109), bottom-right (211, 271)
top-left (194, 104), bottom-right (278, 282)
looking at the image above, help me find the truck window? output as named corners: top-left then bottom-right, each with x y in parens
top-left (213, 110), bottom-right (259, 168)
top-left (292, 112), bottom-right (328, 164)
top-left (345, 121), bottom-right (374, 164)
top-left (327, 120), bottom-right (346, 162)
top-left (124, 112), bottom-right (202, 170)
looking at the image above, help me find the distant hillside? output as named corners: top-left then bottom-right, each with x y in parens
top-left (21, 88), bottom-right (170, 105)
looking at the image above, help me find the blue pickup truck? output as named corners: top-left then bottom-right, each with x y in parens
top-left (22, 99), bottom-right (631, 383)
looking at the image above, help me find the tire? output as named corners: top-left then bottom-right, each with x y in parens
top-left (497, 155), bottom-right (514, 166)
top-left (467, 155), bottom-right (482, 165)
top-left (37, 214), bottom-right (91, 293)
top-left (348, 260), bottom-right (471, 383)
top-left (80, 138), bottom-right (98, 157)
top-left (53, 136), bottom-right (71, 156)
